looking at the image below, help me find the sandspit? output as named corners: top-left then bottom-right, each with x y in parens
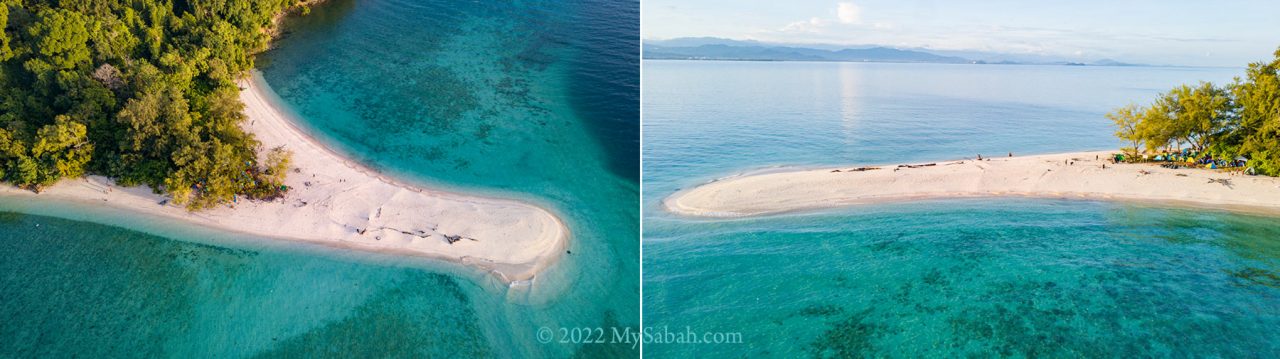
top-left (0, 73), bottom-right (567, 282)
top-left (666, 151), bottom-right (1280, 217)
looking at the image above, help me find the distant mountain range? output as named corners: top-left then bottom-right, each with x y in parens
top-left (643, 37), bottom-right (1143, 67)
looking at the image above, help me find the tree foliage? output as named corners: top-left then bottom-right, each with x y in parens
top-left (0, 0), bottom-right (305, 208)
top-left (0, 4), bottom-right (14, 61)
top-left (1107, 103), bottom-right (1145, 155)
top-left (1109, 47), bottom-right (1280, 176)
top-left (1232, 48), bottom-right (1280, 176)
top-left (27, 8), bottom-right (92, 71)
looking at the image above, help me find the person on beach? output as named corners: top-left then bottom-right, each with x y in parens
top-left (978, 154), bottom-right (983, 160)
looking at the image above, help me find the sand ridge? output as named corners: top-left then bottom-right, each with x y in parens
top-left (0, 73), bottom-right (568, 283)
top-left (666, 151), bottom-right (1280, 217)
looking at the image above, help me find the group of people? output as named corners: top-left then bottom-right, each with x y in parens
top-left (1112, 149), bottom-right (1255, 175)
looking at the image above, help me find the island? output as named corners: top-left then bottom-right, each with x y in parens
top-left (0, 1), bottom-right (566, 282)
top-left (665, 150), bottom-right (1280, 217)
top-left (667, 48), bottom-right (1280, 218)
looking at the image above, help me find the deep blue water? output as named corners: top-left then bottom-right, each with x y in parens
top-left (0, 0), bottom-right (638, 357)
top-left (567, 0), bottom-right (641, 180)
top-left (643, 60), bottom-right (1280, 357)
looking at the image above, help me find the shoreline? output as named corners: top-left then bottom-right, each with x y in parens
top-left (665, 150), bottom-right (1280, 218)
top-left (0, 73), bottom-right (568, 283)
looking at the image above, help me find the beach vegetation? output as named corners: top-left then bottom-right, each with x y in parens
top-left (0, 0), bottom-right (305, 208)
top-left (1110, 47), bottom-right (1280, 176)
top-left (1232, 48), bottom-right (1280, 176)
top-left (1107, 103), bottom-right (1145, 155)
top-left (1160, 82), bottom-right (1234, 153)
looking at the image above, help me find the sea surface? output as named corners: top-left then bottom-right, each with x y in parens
top-left (0, 0), bottom-right (637, 357)
top-left (643, 60), bottom-right (1280, 357)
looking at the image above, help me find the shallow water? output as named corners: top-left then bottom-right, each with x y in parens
top-left (0, 0), bottom-right (637, 357)
top-left (259, 0), bottom-right (639, 356)
top-left (643, 60), bottom-right (1280, 357)
top-left (0, 210), bottom-right (493, 358)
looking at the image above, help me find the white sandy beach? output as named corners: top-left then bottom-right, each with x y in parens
top-left (0, 74), bottom-right (567, 282)
top-left (666, 151), bottom-right (1280, 217)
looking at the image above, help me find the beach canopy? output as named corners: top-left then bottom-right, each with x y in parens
top-left (1235, 156), bottom-right (1248, 161)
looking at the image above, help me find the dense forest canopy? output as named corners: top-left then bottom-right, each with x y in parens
top-left (1109, 47), bottom-right (1280, 176)
top-left (0, 0), bottom-right (308, 209)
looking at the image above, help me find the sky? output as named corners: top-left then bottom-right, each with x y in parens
top-left (641, 0), bottom-right (1280, 67)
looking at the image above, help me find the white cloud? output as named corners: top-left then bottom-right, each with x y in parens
top-left (837, 2), bottom-right (862, 24)
top-left (777, 2), bottom-right (867, 35)
top-left (780, 17), bottom-right (829, 34)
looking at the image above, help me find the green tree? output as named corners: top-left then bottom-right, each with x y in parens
top-left (11, 156), bottom-right (37, 187)
top-left (88, 16), bottom-right (140, 63)
top-left (1160, 82), bottom-right (1234, 152)
top-left (1112, 47), bottom-right (1280, 176)
top-left (1107, 103), bottom-right (1145, 155)
top-left (1136, 98), bottom-right (1177, 152)
top-left (27, 8), bottom-right (92, 70)
top-left (1232, 47), bottom-right (1280, 175)
top-left (264, 146), bottom-right (291, 184)
top-left (31, 115), bottom-right (93, 187)
top-left (0, 127), bottom-right (34, 188)
top-left (0, 3), bottom-right (14, 61)
top-left (0, 0), bottom-right (306, 206)
top-left (0, 128), bottom-right (19, 181)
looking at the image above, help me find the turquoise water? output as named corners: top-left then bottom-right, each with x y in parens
top-left (0, 0), bottom-right (637, 357)
top-left (0, 207), bottom-right (495, 358)
top-left (259, 0), bottom-right (639, 356)
top-left (643, 60), bottom-right (1280, 357)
